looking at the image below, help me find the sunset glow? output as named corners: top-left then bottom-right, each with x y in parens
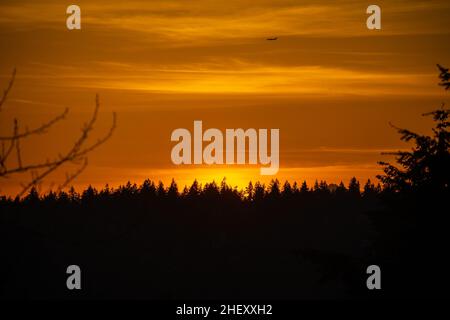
top-left (1, 0), bottom-right (449, 196)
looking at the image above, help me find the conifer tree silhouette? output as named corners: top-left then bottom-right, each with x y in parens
top-left (377, 65), bottom-right (450, 193)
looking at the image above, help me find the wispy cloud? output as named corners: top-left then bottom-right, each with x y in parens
top-left (1, 0), bottom-right (449, 42)
top-left (24, 60), bottom-right (436, 96)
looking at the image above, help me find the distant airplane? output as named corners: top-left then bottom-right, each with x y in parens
top-left (266, 37), bottom-right (278, 41)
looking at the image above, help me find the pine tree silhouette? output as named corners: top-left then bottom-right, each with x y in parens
top-left (377, 65), bottom-right (450, 193)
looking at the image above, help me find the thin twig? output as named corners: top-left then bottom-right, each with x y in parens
top-left (0, 68), bottom-right (16, 111)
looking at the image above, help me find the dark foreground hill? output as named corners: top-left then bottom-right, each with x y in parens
top-left (1, 179), bottom-right (448, 299)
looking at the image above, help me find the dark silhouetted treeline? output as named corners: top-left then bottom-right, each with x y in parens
top-left (1, 175), bottom-right (449, 299)
top-left (1, 176), bottom-right (383, 204)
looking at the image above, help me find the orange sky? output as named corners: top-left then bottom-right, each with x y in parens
top-left (1, 0), bottom-right (450, 196)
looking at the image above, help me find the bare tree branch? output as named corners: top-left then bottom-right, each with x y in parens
top-left (57, 158), bottom-right (88, 193)
top-left (0, 70), bottom-right (116, 197)
top-left (0, 108), bottom-right (68, 141)
top-left (0, 68), bottom-right (16, 111)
